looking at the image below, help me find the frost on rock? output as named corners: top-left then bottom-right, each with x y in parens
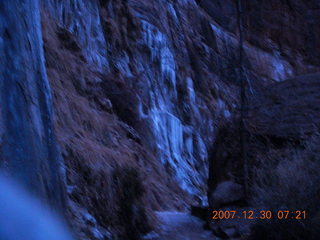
top-left (147, 109), bottom-right (205, 194)
top-left (42, 0), bottom-right (109, 70)
top-left (187, 77), bottom-right (196, 104)
top-left (210, 22), bottom-right (294, 82)
top-left (271, 51), bottom-right (294, 81)
top-left (177, 0), bottom-right (197, 6)
top-left (167, 3), bottom-right (178, 23)
top-left (115, 53), bottom-right (133, 78)
top-left (141, 20), bottom-right (177, 96)
top-left (210, 23), bottom-right (238, 54)
top-left (216, 98), bottom-right (231, 118)
top-left (139, 20), bottom-right (208, 195)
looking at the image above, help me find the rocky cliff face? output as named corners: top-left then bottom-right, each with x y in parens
top-left (41, 0), bottom-right (318, 238)
top-left (1, 0), bottom-right (319, 239)
top-left (0, 0), bottom-right (65, 210)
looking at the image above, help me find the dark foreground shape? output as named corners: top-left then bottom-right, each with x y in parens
top-left (191, 205), bottom-right (210, 222)
top-left (0, 175), bottom-right (73, 240)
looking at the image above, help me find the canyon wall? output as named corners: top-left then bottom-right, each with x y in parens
top-left (42, 0), bottom-right (319, 197)
top-left (0, 0), bottom-right (319, 239)
top-left (39, 0), bottom-right (320, 238)
top-left (0, 0), bottom-right (65, 210)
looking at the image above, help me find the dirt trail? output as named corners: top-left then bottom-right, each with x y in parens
top-left (156, 211), bottom-right (218, 240)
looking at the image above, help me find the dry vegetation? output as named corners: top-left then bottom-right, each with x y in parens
top-left (209, 73), bottom-right (320, 239)
top-left (41, 10), bottom-right (189, 239)
top-left (248, 135), bottom-right (320, 239)
top-left (245, 74), bottom-right (320, 239)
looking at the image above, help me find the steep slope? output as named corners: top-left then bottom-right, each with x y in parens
top-left (41, 10), bottom-right (192, 239)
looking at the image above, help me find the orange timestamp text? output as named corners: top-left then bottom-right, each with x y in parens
top-left (212, 210), bottom-right (307, 220)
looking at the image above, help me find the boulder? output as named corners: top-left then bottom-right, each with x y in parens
top-left (210, 181), bottom-right (244, 208)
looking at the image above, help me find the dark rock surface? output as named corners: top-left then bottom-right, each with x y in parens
top-left (207, 73), bottom-right (320, 238)
top-left (248, 73), bottom-right (320, 139)
top-left (208, 73), bottom-right (320, 186)
top-left (0, 0), bottom-right (65, 210)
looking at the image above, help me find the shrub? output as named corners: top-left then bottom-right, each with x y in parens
top-left (111, 166), bottom-right (152, 240)
top-left (248, 135), bottom-right (320, 240)
top-left (68, 159), bottom-right (152, 240)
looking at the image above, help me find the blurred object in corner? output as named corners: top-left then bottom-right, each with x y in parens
top-left (0, 174), bottom-right (73, 240)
